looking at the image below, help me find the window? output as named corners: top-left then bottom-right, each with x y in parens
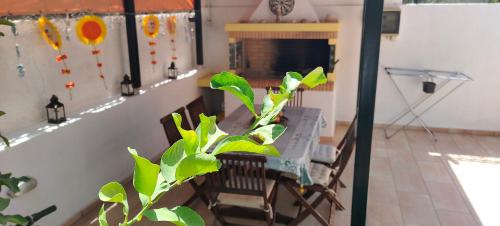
top-left (404, 0), bottom-right (499, 3)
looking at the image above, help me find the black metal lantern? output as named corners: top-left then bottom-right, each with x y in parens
top-left (121, 74), bottom-right (134, 96)
top-left (46, 95), bottom-right (66, 124)
top-left (168, 62), bottom-right (179, 79)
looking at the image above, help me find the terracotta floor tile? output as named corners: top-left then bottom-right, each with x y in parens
top-left (425, 181), bottom-right (469, 212)
top-left (366, 203), bottom-right (404, 226)
top-left (417, 161), bottom-right (454, 183)
top-left (397, 192), bottom-right (441, 226)
top-left (368, 175), bottom-right (399, 206)
top-left (437, 210), bottom-right (478, 226)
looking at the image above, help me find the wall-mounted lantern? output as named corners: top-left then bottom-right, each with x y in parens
top-left (46, 95), bottom-right (66, 124)
top-left (121, 74), bottom-right (134, 96)
top-left (168, 62), bottom-right (179, 79)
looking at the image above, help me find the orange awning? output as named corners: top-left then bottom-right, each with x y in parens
top-left (0, 0), bottom-right (194, 16)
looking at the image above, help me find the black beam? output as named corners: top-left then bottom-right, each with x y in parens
top-left (194, 0), bottom-right (204, 65)
top-left (123, 0), bottom-right (142, 88)
top-left (351, 0), bottom-right (384, 226)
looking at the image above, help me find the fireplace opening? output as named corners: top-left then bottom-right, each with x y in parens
top-left (274, 39), bottom-right (330, 75)
top-left (243, 39), bottom-right (331, 79)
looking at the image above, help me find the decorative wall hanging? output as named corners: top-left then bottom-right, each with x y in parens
top-left (11, 24), bottom-right (25, 78)
top-left (38, 16), bottom-right (74, 99)
top-left (76, 15), bottom-right (108, 90)
top-left (167, 16), bottom-right (177, 65)
top-left (142, 15), bottom-right (160, 71)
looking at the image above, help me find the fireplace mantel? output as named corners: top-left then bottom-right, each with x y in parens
top-left (225, 22), bottom-right (339, 41)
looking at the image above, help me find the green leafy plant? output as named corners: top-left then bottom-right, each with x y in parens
top-left (0, 172), bottom-right (30, 225)
top-left (98, 67), bottom-right (327, 226)
top-left (0, 18), bottom-right (15, 37)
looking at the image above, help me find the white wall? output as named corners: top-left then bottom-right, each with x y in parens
top-left (0, 14), bottom-right (195, 133)
top-left (203, 0), bottom-right (500, 132)
top-left (0, 13), bottom-right (200, 225)
top-left (376, 4), bottom-right (500, 131)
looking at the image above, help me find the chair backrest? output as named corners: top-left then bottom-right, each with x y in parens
top-left (160, 107), bottom-right (191, 145)
top-left (206, 154), bottom-right (268, 197)
top-left (186, 96), bottom-right (207, 128)
top-left (336, 114), bottom-right (358, 150)
top-left (330, 116), bottom-right (357, 187)
top-left (265, 86), bottom-right (304, 107)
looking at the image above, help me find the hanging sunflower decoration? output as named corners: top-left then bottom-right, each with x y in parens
top-left (142, 15), bottom-right (160, 71)
top-left (76, 15), bottom-right (108, 90)
top-left (38, 16), bottom-right (74, 99)
top-left (167, 16), bottom-right (178, 63)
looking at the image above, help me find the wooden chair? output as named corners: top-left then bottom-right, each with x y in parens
top-left (281, 117), bottom-right (357, 226)
top-left (296, 115), bottom-right (357, 204)
top-left (186, 96), bottom-right (207, 128)
top-left (265, 86), bottom-right (304, 107)
top-left (310, 115), bottom-right (358, 166)
top-left (160, 107), bottom-right (208, 207)
top-left (205, 154), bottom-right (279, 226)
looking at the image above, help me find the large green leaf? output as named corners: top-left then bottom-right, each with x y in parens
top-left (249, 124), bottom-right (286, 145)
top-left (144, 206), bottom-right (204, 226)
top-left (0, 197), bottom-right (9, 211)
top-left (260, 94), bottom-right (274, 116)
top-left (151, 174), bottom-right (170, 201)
top-left (98, 205), bottom-right (109, 226)
top-left (282, 72), bottom-right (303, 92)
top-left (160, 140), bottom-right (187, 183)
top-left (0, 111), bottom-right (5, 117)
top-left (0, 213), bottom-right (28, 226)
top-left (172, 113), bottom-right (198, 154)
top-left (98, 182), bottom-right (127, 203)
top-left (0, 19), bottom-right (14, 27)
top-left (0, 134), bottom-right (9, 147)
top-left (211, 136), bottom-right (280, 157)
top-left (210, 71), bottom-right (256, 117)
top-left (128, 148), bottom-right (160, 199)
top-left (98, 182), bottom-right (129, 215)
top-left (175, 153), bottom-right (221, 183)
top-left (0, 173), bottom-right (29, 193)
top-left (256, 93), bottom-right (289, 126)
top-left (196, 114), bottom-right (227, 152)
top-left (302, 67), bottom-right (327, 88)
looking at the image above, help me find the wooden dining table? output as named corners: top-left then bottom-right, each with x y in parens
top-left (218, 104), bottom-right (325, 186)
top-left (216, 104), bottom-right (326, 224)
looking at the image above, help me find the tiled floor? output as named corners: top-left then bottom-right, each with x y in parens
top-left (333, 128), bottom-right (499, 226)
top-left (72, 126), bottom-right (499, 226)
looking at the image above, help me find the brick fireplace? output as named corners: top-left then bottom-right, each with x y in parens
top-left (225, 23), bottom-right (339, 90)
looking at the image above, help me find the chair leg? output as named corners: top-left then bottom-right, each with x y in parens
top-left (293, 190), bottom-right (315, 206)
top-left (339, 179), bottom-right (347, 188)
top-left (283, 182), bottom-right (329, 226)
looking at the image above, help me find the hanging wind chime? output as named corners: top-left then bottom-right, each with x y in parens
top-left (142, 15), bottom-right (160, 72)
top-left (38, 16), bottom-right (74, 99)
top-left (11, 24), bottom-right (25, 78)
top-left (76, 15), bottom-right (108, 90)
